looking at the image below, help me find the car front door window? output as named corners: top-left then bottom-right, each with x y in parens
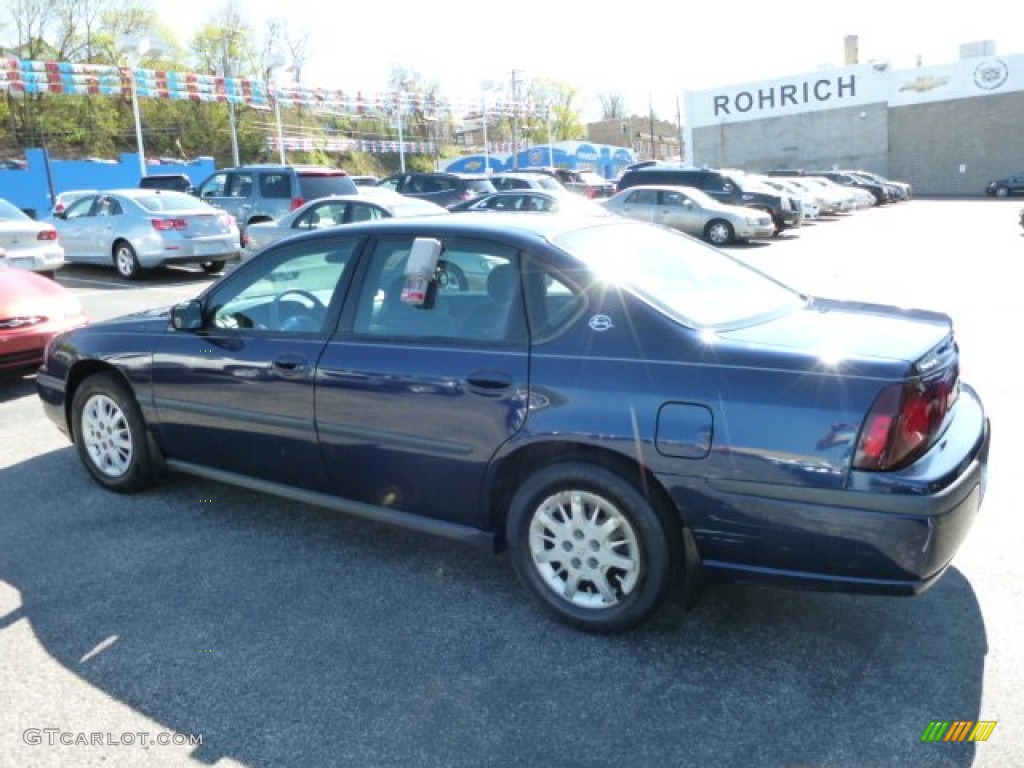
top-left (207, 239), bottom-right (357, 333)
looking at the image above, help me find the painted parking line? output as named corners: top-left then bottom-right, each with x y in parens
top-left (56, 276), bottom-right (211, 291)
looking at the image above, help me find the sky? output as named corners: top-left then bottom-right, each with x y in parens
top-left (159, 0), bottom-right (1024, 122)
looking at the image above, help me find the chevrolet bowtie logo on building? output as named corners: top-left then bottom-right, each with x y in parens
top-left (921, 720), bottom-right (997, 742)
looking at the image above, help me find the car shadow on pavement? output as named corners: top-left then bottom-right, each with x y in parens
top-left (1, 448), bottom-right (986, 768)
top-left (0, 373), bottom-right (37, 402)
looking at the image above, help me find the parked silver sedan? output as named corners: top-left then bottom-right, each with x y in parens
top-left (601, 185), bottom-right (774, 245)
top-left (52, 190), bottom-right (240, 279)
top-left (243, 192), bottom-right (448, 257)
top-left (0, 197), bottom-right (65, 274)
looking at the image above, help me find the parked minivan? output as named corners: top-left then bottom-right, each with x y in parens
top-left (195, 164), bottom-right (358, 237)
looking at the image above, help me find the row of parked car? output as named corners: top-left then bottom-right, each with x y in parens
top-left (1, 160), bottom-right (917, 288)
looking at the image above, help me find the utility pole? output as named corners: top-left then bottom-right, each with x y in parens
top-left (649, 92), bottom-right (656, 161)
top-left (511, 68), bottom-right (520, 170)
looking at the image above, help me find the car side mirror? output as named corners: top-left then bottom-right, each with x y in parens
top-left (170, 299), bottom-right (203, 331)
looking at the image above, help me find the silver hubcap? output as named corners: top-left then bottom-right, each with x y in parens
top-left (708, 223), bottom-right (729, 244)
top-left (528, 490), bottom-right (640, 609)
top-left (82, 394), bottom-right (133, 477)
top-left (116, 248), bottom-right (135, 275)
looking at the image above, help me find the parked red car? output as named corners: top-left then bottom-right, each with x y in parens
top-left (0, 264), bottom-right (87, 374)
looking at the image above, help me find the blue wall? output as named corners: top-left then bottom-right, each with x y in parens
top-left (0, 149), bottom-right (216, 219)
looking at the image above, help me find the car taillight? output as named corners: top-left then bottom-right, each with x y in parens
top-left (290, 197), bottom-right (305, 211)
top-left (585, 187), bottom-right (597, 199)
top-left (37, 228), bottom-right (58, 241)
top-left (151, 218), bottom-right (188, 231)
top-left (853, 372), bottom-right (958, 471)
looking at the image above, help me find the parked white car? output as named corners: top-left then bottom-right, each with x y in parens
top-left (602, 185), bottom-right (774, 245)
top-left (0, 197), bottom-right (65, 274)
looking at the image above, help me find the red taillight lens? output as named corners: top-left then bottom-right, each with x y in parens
top-left (853, 373), bottom-right (958, 471)
top-left (290, 197), bottom-right (305, 211)
top-left (151, 218), bottom-right (188, 231)
top-left (37, 228), bottom-right (58, 241)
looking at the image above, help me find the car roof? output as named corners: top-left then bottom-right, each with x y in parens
top-left (272, 210), bottom-right (625, 245)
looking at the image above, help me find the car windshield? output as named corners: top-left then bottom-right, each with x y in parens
top-left (552, 221), bottom-right (805, 328)
top-left (0, 198), bottom-right (30, 221)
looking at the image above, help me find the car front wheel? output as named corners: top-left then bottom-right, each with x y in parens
top-left (705, 219), bottom-right (735, 246)
top-left (113, 241), bottom-right (141, 280)
top-left (507, 462), bottom-right (680, 633)
top-left (995, 186), bottom-right (1009, 197)
top-left (72, 372), bottom-right (154, 492)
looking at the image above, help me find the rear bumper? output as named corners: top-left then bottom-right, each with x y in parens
top-left (660, 391), bottom-right (990, 594)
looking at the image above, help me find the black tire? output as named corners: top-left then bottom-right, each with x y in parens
top-left (201, 261), bottom-right (226, 274)
top-left (995, 186), bottom-right (1009, 198)
top-left (506, 462), bottom-right (680, 633)
top-left (704, 219), bottom-right (735, 246)
top-left (113, 241), bottom-right (141, 280)
top-left (71, 372), bottom-right (154, 492)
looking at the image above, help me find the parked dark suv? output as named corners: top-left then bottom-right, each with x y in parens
top-left (378, 172), bottom-right (495, 209)
top-left (139, 173), bottom-right (194, 193)
top-left (615, 165), bottom-right (802, 233)
top-left (196, 165), bottom-right (358, 237)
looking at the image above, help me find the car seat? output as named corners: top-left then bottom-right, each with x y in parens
top-left (459, 264), bottom-right (521, 340)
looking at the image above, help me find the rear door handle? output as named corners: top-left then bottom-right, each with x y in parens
top-left (466, 370), bottom-right (513, 395)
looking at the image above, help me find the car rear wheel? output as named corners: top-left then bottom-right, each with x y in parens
top-left (507, 462), bottom-right (680, 633)
top-left (704, 219), bottom-right (735, 246)
top-left (113, 241), bottom-right (141, 280)
top-left (995, 186), bottom-right (1009, 197)
top-left (201, 261), bottom-right (226, 274)
top-left (72, 372), bottom-right (154, 492)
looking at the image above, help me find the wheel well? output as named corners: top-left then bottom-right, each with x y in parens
top-left (488, 442), bottom-right (681, 552)
top-left (111, 238), bottom-right (132, 257)
top-left (64, 361), bottom-right (128, 440)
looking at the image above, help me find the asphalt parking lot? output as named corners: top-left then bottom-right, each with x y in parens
top-left (2, 199), bottom-right (1022, 768)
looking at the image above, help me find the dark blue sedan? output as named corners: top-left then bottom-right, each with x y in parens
top-left (36, 214), bottom-right (990, 632)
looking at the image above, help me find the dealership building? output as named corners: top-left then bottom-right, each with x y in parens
top-left (683, 43), bottom-right (1024, 195)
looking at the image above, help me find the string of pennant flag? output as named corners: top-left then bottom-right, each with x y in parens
top-left (0, 57), bottom-right (551, 118)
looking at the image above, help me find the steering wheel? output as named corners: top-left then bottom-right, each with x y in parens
top-left (270, 288), bottom-right (327, 331)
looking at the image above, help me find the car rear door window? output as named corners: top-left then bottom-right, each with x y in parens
top-left (260, 173), bottom-right (291, 199)
top-left (352, 237), bottom-right (523, 342)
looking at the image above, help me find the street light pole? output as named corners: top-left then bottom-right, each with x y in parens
top-left (396, 90), bottom-right (405, 173)
top-left (482, 92), bottom-right (490, 174)
top-left (121, 36), bottom-right (152, 179)
top-left (223, 36), bottom-right (240, 166)
top-left (129, 64), bottom-right (146, 178)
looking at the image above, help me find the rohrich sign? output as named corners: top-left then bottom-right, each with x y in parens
top-left (712, 74), bottom-right (857, 117)
top-left (685, 53), bottom-right (1024, 128)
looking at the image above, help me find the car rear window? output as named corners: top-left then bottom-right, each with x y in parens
top-left (136, 193), bottom-right (215, 212)
top-left (298, 173), bottom-right (358, 199)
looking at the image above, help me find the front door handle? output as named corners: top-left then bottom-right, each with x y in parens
top-left (272, 353), bottom-right (309, 378)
